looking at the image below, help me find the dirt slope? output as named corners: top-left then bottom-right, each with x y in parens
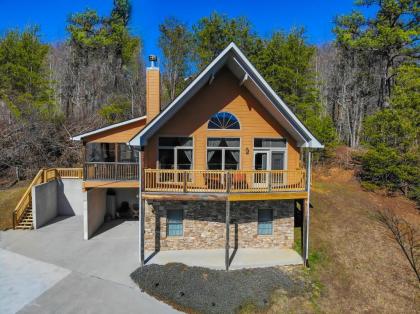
top-left (310, 167), bottom-right (419, 313)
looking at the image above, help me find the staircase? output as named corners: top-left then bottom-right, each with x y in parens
top-left (13, 168), bottom-right (83, 230)
top-left (15, 207), bottom-right (33, 230)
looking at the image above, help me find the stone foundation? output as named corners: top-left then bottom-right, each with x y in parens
top-left (144, 200), bottom-right (294, 251)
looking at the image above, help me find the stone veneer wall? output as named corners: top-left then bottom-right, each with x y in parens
top-left (144, 200), bottom-right (294, 251)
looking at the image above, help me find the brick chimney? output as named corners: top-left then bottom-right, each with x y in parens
top-left (146, 55), bottom-right (160, 122)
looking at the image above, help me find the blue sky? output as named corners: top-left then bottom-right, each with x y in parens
top-left (0, 0), bottom-right (366, 58)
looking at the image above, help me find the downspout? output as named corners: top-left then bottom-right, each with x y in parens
top-left (304, 149), bottom-right (312, 267)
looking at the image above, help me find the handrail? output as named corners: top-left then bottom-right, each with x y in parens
top-left (144, 169), bottom-right (306, 194)
top-left (83, 163), bottom-right (139, 181)
top-left (13, 169), bottom-right (45, 228)
top-left (13, 167), bottom-right (83, 228)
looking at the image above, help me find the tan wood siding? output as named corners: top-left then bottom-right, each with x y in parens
top-left (144, 67), bottom-right (300, 171)
top-left (84, 119), bottom-right (147, 143)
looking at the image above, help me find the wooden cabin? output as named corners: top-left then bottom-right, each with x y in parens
top-left (72, 43), bottom-right (323, 268)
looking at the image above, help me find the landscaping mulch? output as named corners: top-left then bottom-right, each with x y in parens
top-left (130, 263), bottom-right (307, 314)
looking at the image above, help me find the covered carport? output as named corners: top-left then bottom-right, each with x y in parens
top-left (83, 187), bottom-right (139, 240)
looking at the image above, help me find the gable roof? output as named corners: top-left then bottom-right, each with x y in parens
top-left (129, 43), bottom-right (323, 149)
top-left (71, 115), bottom-right (147, 141)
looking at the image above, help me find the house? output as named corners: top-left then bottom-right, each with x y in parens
top-left (14, 43), bottom-right (322, 270)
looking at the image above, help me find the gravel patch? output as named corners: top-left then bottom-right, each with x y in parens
top-left (130, 263), bottom-right (307, 314)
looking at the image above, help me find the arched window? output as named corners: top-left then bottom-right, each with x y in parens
top-left (208, 112), bottom-right (240, 130)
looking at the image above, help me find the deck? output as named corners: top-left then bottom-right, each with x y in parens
top-left (82, 163), bottom-right (307, 198)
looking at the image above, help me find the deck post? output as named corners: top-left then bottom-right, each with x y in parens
top-left (303, 149), bottom-right (312, 267)
top-left (225, 199), bottom-right (230, 271)
top-left (139, 150), bottom-right (145, 266)
top-left (183, 171), bottom-right (187, 193)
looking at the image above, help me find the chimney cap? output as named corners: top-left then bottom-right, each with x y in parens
top-left (148, 55), bottom-right (158, 68)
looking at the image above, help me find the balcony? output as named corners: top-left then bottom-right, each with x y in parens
top-left (83, 164), bottom-right (307, 197)
top-left (144, 169), bottom-right (306, 194)
top-left (83, 162), bottom-right (139, 181)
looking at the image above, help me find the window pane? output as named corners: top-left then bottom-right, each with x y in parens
top-left (254, 152), bottom-right (268, 170)
top-left (86, 143), bottom-right (102, 162)
top-left (86, 143), bottom-right (116, 162)
top-left (224, 150), bottom-right (240, 170)
top-left (167, 210), bottom-right (183, 236)
top-left (207, 149), bottom-right (223, 170)
top-left (271, 152), bottom-right (284, 170)
top-left (258, 209), bottom-right (273, 235)
top-left (159, 137), bottom-right (192, 147)
top-left (254, 138), bottom-right (286, 148)
top-left (177, 149), bottom-right (192, 170)
top-left (208, 112), bottom-right (240, 129)
top-left (159, 149), bottom-right (174, 169)
top-left (118, 144), bottom-right (137, 162)
top-left (207, 138), bottom-right (239, 148)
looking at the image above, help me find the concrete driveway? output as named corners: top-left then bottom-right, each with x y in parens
top-left (0, 216), bottom-right (179, 314)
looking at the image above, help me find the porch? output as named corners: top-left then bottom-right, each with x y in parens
top-left (145, 248), bottom-right (303, 269)
top-left (83, 163), bottom-right (306, 195)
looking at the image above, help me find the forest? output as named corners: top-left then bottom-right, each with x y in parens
top-left (0, 0), bottom-right (418, 203)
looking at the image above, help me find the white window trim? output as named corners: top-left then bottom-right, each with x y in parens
top-left (207, 112), bottom-right (241, 131)
top-left (157, 136), bottom-right (194, 170)
top-left (253, 138), bottom-right (288, 171)
top-left (206, 137), bottom-right (241, 170)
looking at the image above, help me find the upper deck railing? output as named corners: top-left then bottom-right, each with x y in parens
top-left (144, 169), bottom-right (306, 193)
top-left (83, 162), bottom-right (139, 181)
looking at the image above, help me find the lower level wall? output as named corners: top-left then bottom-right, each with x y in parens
top-left (32, 180), bottom-right (58, 229)
top-left (57, 179), bottom-right (84, 216)
top-left (84, 189), bottom-right (107, 239)
top-left (144, 200), bottom-right (294, 251)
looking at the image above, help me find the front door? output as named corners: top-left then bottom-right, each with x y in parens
top-left (253, 150), bottom-right (285, 187)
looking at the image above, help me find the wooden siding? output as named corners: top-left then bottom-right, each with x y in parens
top-left (83, 119), bottom-right (146, 143)
top-left (144, 67), bottom-right (301, 171)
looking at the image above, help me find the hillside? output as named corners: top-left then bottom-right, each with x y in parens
top-left (276, 167), bottom-right (419, 313)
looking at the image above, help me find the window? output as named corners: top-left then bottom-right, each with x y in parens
top-left (207, 138), bottom-right (240, 170)
top-left (118, 144), bottom-right (137, 163)
top-left (258, 209), bottom-right (273, 235)
top-left (254, 138), bottom-right (286, 148)
top-left (158, 137), bottom-right (193, 170)
top-left (208, 112), bottom-right (240, 129)
top-left (86, 143), bottom-right (115, 162)
top-left (167, 210), bottom-right (183, 236)
top-left (254, 138), bottom-right (286, 171)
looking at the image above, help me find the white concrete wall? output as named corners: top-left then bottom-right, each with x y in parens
top-left (84, 189), bottom-right (107, 240)
top-left (57, 179), bottom-right (83, 216)
top-left (32, 181), bottom-right (58, 229)
top-left (114, 189), bottom-right (138, 210)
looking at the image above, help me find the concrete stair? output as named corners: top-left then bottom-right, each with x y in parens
top-left (15, 207), bottom-right (33, 230)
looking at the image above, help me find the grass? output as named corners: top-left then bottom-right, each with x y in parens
top-left (282, 167), bottom-right (420, 313)
top-left (0, 181), bottom-right (29, 230)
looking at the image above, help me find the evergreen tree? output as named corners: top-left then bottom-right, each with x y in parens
top-left (0, 27), bottom-right (55, 118)
top-left (361, 64), bottom-right (419, 200)
top-left (256, 29), bottom-right (338, 153)
top-left (192, 12), bottom-right (263, 68)
top-left (334, 0), bottom-right (419, 108)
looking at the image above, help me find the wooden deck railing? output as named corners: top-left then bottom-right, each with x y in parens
top-left (13, 167), bottom-right (83, 228)
top-left (83, 162), bottom-right (139, 181)
top-left (144, 169), bottom-right (306, 193)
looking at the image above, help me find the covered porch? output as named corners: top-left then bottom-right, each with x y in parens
top-left (145, 248), bottom-right (303, 270)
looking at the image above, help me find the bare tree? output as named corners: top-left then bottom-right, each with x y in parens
top-left (158, 17), bottom-right (192, 106)
top-left (317, 44), bottom-right (381, 147)
top-left (376, 208), bottom-right (420, 282)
